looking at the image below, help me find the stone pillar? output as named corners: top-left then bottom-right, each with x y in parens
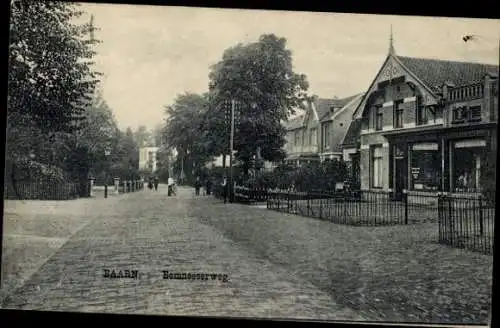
top-left (114, 177), bottom-right (120, 195)
top-left (381, 143), bottom-right (390, 190)
top-left (89, 177), bottom-right (95, 197)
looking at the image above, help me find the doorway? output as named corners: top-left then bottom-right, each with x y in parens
top-left (393, 144), bottom-right (407, 200)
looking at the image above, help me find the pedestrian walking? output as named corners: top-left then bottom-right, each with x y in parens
top-left (148, 177), bottom-right (153, 190)
top-left (205, 176), bottom-right (212, 196)
top-left (194, 176), bottom-right (202, 196)
top-left (167, 176), bottom-right (174, 196)
top-left (153, 176), bottom-right (159, 191)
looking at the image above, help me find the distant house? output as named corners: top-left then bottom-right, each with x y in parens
top-left (341, 118), bottom-right (363, 187)
top-left (352, 34), bottom-right (498, 198)
top-left (139, 146), bottom-right (159, 173)
top-left (283, 94), bottom-right (363, 167)
top-left (283, 97), bottom-right (322, 166)
top-left (319, 93), bottom-right (364, 161)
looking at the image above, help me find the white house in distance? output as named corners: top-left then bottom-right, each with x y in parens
top-left (139, 146), bottom-right (159, 172)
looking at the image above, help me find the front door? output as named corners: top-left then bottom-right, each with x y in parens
top-left (393, 144), bottom-right (407, 200)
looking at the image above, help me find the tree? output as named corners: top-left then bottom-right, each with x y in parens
top-left (152, 124), bottom-right (163, 147)
top-left (163, 92), bottom-right (214, 183)
top-left (134, 125), bottom-right (153, 148)
top-left (56, 92), bottom-right (121, 192)
top-left (6, 1), bottom-right (101, 192)
top-left (8, 1), bottom-right (100, 138)
top-left (207, 34), bottom-right (309, 176)
top-left (113, 126), bottom-right (140, 179)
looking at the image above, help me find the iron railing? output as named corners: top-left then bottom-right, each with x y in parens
top-left (3, 181), bottom-right (79, 200)
top-left (438, 193), bottom-right (495, 255)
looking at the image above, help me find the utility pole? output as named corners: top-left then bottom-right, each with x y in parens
top-left (229, 99), bottom-right (235, 203)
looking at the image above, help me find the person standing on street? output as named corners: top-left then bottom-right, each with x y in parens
top-left (167, 176), bottom-right (174, 196)
top-left (205, 176), bottom-right (212, 196)
top-left (153, 176), bottom-right (159, 191)
top-left (194, 176), bottom-right (202, 196)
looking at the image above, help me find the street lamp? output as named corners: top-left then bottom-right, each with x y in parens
top-left (104, 148), bottom-right (111, 198)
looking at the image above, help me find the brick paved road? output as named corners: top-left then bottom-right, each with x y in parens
top-left (1, 185), bottom-right (365, 321)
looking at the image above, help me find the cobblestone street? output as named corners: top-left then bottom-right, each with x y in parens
top-left (1, 185), bottom-right (364, 321)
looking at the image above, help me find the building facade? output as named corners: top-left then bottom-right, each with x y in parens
top-left (139, 146), bottom-right (159, 173)
top-left (352, 38), bottom-right (498, 199)
top-left (284, 94), bottom-right (362, 166)
top-left (319, 93), bottom-right (364, 161)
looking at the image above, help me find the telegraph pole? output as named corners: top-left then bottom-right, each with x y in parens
top-left (229, 99), bottom-right (235, 203)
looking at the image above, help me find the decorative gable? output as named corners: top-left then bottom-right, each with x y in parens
top-left (354, 54), bottom-right (440, 119)
top-left (380, 56), bottom-right (404, 81)
top-left (303, 99), bottom-right (319, 127)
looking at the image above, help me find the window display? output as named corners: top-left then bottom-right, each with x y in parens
top-left (409, 143), bottom-right (440, 191)
top-left (452, 139), bottom-right (486, 193)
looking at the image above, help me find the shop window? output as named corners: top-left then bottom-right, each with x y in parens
top-left (409, 143), bottom-right (440, 191)
top-left (452, 139), bottom-right (486, 193)
top-left (371, 146), bottom-right (383, 188)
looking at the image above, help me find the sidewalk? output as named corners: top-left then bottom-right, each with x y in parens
top-left (1, 193), bottom-right (127, 302)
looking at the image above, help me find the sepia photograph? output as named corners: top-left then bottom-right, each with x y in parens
top-left (2, 0), bottom-right (499, 325)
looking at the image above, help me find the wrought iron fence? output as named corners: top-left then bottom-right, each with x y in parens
top-left (438, 193), bottom-right (495, 255)
top-left (267, 189), bottom-right (411, 226)
top-left (3, 181), bottom-right (79, 200)
top-left (233, 186), bottom-right (270, 203)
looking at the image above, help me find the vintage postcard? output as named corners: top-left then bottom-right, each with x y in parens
top-left (2, 1), bottom-right (498, 325)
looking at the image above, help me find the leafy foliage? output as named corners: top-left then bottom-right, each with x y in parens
top-left (163, 92), bottom-right (214, 183)
top-left (8, 0), bottom-right (100, 136)
top-left (6, 0), bottom-right (103, 193)
top-left (207, 34), bottom-right (309, 172)
top-left (239, 159), bottom-right (350, 191)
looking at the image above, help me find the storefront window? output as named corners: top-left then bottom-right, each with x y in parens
top-left (452, 139), bottom-right (486, 193)
top-left (410, 143), bottom-right (440, 191)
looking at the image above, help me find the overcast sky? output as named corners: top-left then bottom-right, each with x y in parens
top-left (79, 3), bottom-right (500, 130)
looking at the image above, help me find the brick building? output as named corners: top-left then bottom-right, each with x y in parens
top-left (319, 93), bottom-right (364, 162)
top-left (353, 34), bottom-right (498, 199)
top-left (284, 94), bottom-right (362, 166)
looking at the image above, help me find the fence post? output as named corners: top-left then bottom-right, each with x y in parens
top-left (307, 192), bottom-right (310, 216)
top-left (287, 190), bottom-right (291, 213)
top-left (448, 194), bottom-right (454, 245)
top-left (403, 189), bottom-right (408, 224)
top-left (319, 194), bottom-right (323, 219)
top-left (479, 196), bottom-right (484, 236)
